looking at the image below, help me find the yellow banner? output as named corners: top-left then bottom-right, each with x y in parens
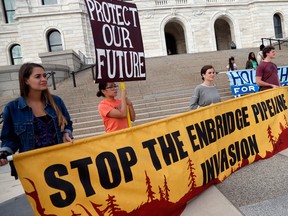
top-left (13, 87), bottom-right (288, 215)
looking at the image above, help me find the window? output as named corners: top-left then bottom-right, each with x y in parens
top-left (42, 0), bottom-right (57, 5)
top-left (47, 30), bottom-right (63, 52)
top-left (273, 14), bottom-right (283, 38)
top-left (10, 44), bottom-right (22, 65)
top-left (2, 0), bottom-right (16, 23)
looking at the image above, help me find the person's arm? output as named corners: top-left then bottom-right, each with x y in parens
top-left (107, 89), bottom-right (128, 118)
top-left (63, 133), bottom-right (73, 143)
top-left (226, 65), bottom-right (229, 72)
top-left (56, 96), bottom-right (73, 143)
top-left (189, 87), bottom-right (200, 110)
top-left (256, 76), bottom-right (279, 88)
top-left (0, 151), bottom-right (10, 166)
top-left (0, 104), bottom-right (19, 166)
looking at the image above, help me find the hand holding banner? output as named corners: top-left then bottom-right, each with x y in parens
top-left (12, 87), bottom-right (288, 215)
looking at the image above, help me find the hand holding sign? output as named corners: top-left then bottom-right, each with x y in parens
top-left (120, 82), bottom-right (133, 127)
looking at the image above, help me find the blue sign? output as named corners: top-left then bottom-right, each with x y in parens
top-left (225, 66), bottom-right (288, 96)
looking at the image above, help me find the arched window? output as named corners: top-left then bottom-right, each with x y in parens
top-left (42, 0), bottom-right (57, 5)
top-left (10, 44), bottom-right (22, 65)
top-left (47, 30), bottom-right (63, 52)
top-left (273, 14), bottom-right (283, 38)
top-left (2, 0), bottom-right (16, 23)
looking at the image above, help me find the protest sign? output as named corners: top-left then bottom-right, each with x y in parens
top-left (225, 66), bottom-right (288, 96)
top-left (13, 87), bottom-right (288, 215)
top-left (85, 0), bottom-right (146, 83)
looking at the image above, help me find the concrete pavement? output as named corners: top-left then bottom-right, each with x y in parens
top-left (1, 149), bottom-right (288, 215)
top-left (218, 149), bottom-right (288, 216)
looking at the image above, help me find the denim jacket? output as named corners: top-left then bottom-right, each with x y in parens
top-left (0, 95), bottom-right (73, 154)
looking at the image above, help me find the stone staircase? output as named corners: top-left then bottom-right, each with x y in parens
top-left (1, 47), bottom-right (288, 140)
top-left (51, 53), bottom-right (235, 139)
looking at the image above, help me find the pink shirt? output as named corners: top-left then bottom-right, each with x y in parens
top-left (98, 99), bottom-right (129, 132)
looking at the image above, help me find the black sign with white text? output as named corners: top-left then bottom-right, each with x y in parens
top-left (85, 0), bottom-right (146, 83)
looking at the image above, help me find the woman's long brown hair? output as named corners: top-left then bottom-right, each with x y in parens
top-left (19, 63), bottom-right (67, 131)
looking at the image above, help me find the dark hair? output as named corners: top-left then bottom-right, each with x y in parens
top-left (19, 62), bottom-right (67, 130)
top-left (248, 52), bottom-right (257, 61)
top-left (262, 45), bottom-right (275, 58)
top-left (19, 63), bottom-right (45, 98)
top-left (228, 57), bottom-right (235, 71)
top-left (97, 82), bottom-right (107, 97)
top-left (260, 44), bottom-right (265, 51)
top-left (200, 65), bottom-right (214, 81)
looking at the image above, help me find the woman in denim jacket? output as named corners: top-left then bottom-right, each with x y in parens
top-left (0, 63), bottom-right (73, 176)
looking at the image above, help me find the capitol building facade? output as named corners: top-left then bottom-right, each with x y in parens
top-left (0, 0), bottom-right (287, 66)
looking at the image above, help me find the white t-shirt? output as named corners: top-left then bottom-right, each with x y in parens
top-left (256, 51), bottom-right (264, 64)
top-left (226, 63), bottom-right (237, 71)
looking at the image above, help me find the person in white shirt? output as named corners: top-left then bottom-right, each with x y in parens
top-left (256, 44), bottom-right (265, 65)
top-left (226, 56), bottom-right (237, 71)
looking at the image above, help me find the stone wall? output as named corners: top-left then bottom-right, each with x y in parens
top-left (0, 0), bottom-right (287, 65)
top-left (137, 0), bottom-right (288, 57)
top-left (39, 49), bottom-right (82, 72)
top-left (0, 0), bottom-right (94, 66)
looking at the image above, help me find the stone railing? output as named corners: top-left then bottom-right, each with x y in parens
top-left (155, 0), bottom-right (188, 6)
top-left (39, 49), bottom-right (83, 72)
top-left (206, 0), bottom-right (236, 2)
top-left (0, 49), bottom-right (87, 97)
top-left (154, 0), bottom-right (238, 5)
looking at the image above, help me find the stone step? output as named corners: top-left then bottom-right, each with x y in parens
top-left (0, 92), bottom-right (234, 137)
top-left (73, 106), bottom-right (188, 137)
top-left (54, 81), bottom-right (231, 112)
top-left (79, 93), bottom-right (233, 119)
top-left (73, 95), bottom-right (233, 139)
top-left (52, 67), bottom-right (231, 98)
top-left (72, 102), bottom-right (193, 125)
top-left (5, 48), bottom-right (272, 141)
top-left (0, 87), bottom-right (233, 134)
top-left (72, 94), bottom-right (233, 137)
top-left (69, 91), bottom-right (232, 121)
